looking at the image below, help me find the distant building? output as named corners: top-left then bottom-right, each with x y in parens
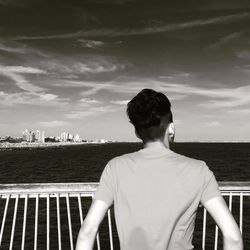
top-left (41, 131), bottom-right (45, 143)
top-left (22, 129), bottom-right (31, 142)
top-left (60, 132), bottom-right (68, 142)
top-left (74, 134), bottom-right (81, 142)
top-left (22, 129), bottom-right (45, 143)
top-left (68, 133), bottom-right (73, 141)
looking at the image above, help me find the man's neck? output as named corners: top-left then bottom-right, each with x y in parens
top-left (144, 140), bottom-right (169, 150)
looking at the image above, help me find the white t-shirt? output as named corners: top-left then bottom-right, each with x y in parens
top-left (93, 142), bottom-right (222, 250)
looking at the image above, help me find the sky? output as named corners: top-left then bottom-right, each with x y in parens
top-left (0, 0), bottom-right (250, 142)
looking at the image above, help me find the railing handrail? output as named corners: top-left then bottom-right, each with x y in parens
top-left (0, 181), bottom-right (250, 195)
top-left (0, 183), bottom-right (99, 195)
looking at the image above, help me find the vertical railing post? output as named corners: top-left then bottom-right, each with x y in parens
top-left (21, 195), bottom-right (28, 250)
top-left (77, 194), bottom-right (83, 224)
top-left (108, 209), bottom-right (114, 250)
top-left (202, 207), bottom-right (207, 250)
top-left (56, 194), bottom-right (62, 250)
top-left (34, 194), bottom-right (39, 250)
top-left (47, 195), bottom-right (50, 250)
top-left (0, 195), bottom-right (10, 247)
top-left (9, 195), bottom-right (19, 250)
top-left (66, 193), bottom-right (74, 250)
top-left (239, 192), bottom-right (243, 234)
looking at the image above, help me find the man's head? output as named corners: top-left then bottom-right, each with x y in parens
top-left (126, 89), bottom-right (174, 143)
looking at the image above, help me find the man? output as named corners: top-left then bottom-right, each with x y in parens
top-left (76, 89), bottom-right (243, 250)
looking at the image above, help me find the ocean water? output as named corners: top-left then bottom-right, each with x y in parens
top-left (0, 142), bottom-right (249, 249)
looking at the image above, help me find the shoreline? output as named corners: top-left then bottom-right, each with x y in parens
top-left (0, 142), bottom-right (104, 150)
top-left (0, 141), bottom-right (249, 150)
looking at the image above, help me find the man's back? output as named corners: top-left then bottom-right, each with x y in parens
top-left (76, 89), bottom-right (243, 250)
top-left (94, 142), bottom-right (222, 250)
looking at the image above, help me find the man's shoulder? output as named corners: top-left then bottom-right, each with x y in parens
top-left (108, 151), bottom-right (138, 165)
top-left (108, 149), bottom-right (207, 171)
top-left (170, 151), bottom-right (207, 170)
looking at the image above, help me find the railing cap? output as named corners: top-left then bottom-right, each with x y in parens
top-left (0, 182), bottom-right (250, 194)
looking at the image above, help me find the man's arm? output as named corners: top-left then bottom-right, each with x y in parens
top-left (75, 199), bottom-right (110, 250)
top-left (203, 196), bottom-right (243, 250)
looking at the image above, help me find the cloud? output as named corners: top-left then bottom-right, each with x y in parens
top-left (207, 32), bottom-right (242, 50)
top-left (79, 98), bottom-right (101, 104)
top-left (160, 82), bottom-right (250, 108)
top-left (110, 100), bottom-right (129, 105)
top-left (38, 121), bottom-right (70, 127)
top-left (236, 50), bottom-right (250, 59)
top-left (0, 42), bottom-right (26, 53)
top-left (0, 40), bottom-right (48, 56)
top-left (77, 77), bottom-right (250, 109)
top-left (66, 105), bottom-right (119, 119)
top-left (73, 62), bottom-right (119, 74)
top-left (0, 65), bottom-right (46, 92)
top-left (39, 93), bottom-right (58, 101)
top-left (2, 66), bottom-right (45, 74)
top-left (77, 39), bottom-right (105, 48)
top-left (0, 91), bottom-right (68, 106)
top-left (42, 57), bottom-right (126, 79)
top-left (77, 81), bottom-right (114, 96)
top-left (76, 39), bottom-right (123, 49)
top-left (20, 120), bottom-right (70, 128)
top-left (13, 13), bottom-right (250, 40)
top-left (204, 121), bottom-right (221, 127)
top-left (227, 108), bottom-right (250, 114)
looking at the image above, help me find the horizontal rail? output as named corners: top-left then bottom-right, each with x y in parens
top-left (0, 181), bottom-right (249, 195)
top-left (0, 183), bottom-right (99, 195)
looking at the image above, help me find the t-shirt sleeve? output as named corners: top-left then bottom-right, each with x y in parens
top-left (93, 163), bottom-right (115, 207)
top-left (200, 163), bottom-right (222, 205)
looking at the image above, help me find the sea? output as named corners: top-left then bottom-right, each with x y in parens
top-left (0, 142), bottom-right (249, 249)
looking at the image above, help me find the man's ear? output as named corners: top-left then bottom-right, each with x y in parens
top-left (163, 122), bottom-right (175, 145)
top-left (168, 122), bottom-right (175, 143)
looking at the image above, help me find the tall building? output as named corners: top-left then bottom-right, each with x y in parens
top-left (22, 129), bottom-right (31, 142)
top-left (22, 129), bottom-right (45, 143)
top-left (41, 131), bottom-right (45, 143)
top-left (74, 134), bottom-right (81, 142)
top-left (60, 132), bottom-right (68, 142)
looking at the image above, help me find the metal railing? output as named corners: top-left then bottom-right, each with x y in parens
top-left (0, 182), bottom-right (249, 250)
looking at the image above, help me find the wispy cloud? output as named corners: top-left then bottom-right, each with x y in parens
top-left (73, 62), bottom-right (119, 74)
top-left (42, 57), bottom-right (126, 79)
top-left (161, 82), bottom-right (250, 108)
top-left (110, 100), bottom-right (129, 105)
top-left (67, 77), bottom-right (250, 109)
top-left (20, 120), bottom-right (70, 129)
top-left (236, 50), bottom-right (250, 59)
top-left (0, 40), bottom-right (48, 57)
top-left (38, 120), bottom-right (70, 127)
top-left (227, 108), bottom-right (250, 114)
top-left (66, 105), bottom-right (118, 119)
top-left (0, 42), bottom-right (26, 53)
top-left (13, 13), bottom-right (250, 40)
top-left (77, 39), bottom-right (105, 48)
top-left (79, 98), bottom-right (101, 104)
top-left (204, 121), bottom-right (221, 127)
top-left (207, 32), bottom-right (242, 50)
top-left (0, 65), bottom-right (46, 92)
top-left (0, 91), bottom-right (68, 106)
top-left (76, 39), bottom-right (123, 49)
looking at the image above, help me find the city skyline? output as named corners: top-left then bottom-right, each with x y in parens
top-left (0, 1), bottom-right (250, 142)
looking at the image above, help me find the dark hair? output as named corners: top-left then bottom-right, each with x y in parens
top-left (126, 89), bottom-right (172, 142)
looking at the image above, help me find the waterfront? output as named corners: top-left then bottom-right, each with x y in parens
top-left (0, 142), bottom-right (249, 184)
top-left (0, 142), bottom-right (249, 249)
